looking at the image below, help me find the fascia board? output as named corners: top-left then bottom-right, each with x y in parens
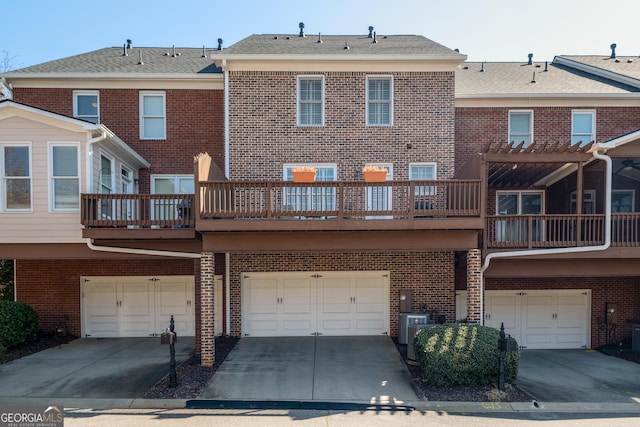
top-left (5, 74), bottom-right (224, 90)
top-left (554, 56), bottom-right (640, 89)
top-left (599, 129), bottom-right (640, 150)
top-left (0, 101), bottom-right (98, 132)
top-left (100, 126), bottom-right (150, 169)
top-left (456, 93), bottom-right (640, 108)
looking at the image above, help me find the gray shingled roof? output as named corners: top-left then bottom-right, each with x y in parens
top-left (558, 55), bottom-right (640, 81)
top-left (4, 47), bottom-right (221, 75)
top-left (212, 34), bottom-right (462, 57)
top-left (456, 61), bottom-right (640, 96)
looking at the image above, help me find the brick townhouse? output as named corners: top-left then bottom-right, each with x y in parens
top-left (1, 28), bottom-right (639, 365)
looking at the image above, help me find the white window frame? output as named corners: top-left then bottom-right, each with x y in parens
top-left (150, 174), bottom-right (194, 225)
top-left (73, 90), bottom-right (100, 123)
top-left (570, 190), bottom-right (596, 214)
top-left (140, 92), bottom-right (166, 140)
top-left (283, 163), bottom-right (337, 212)
top-left (571, 110), bottom-right (596, 146)
top-left (508, 110), bottom-right (533, 147)
top-left (1, 142), bottom-right (32, 212)
top-left (495, 190), bottom-right (544, 242)
top-left (365, 162), bottom-right (393, 218)
top-left (409, 162), bottom-right (437, 197)
top-left (49, 142), bottom-right (81, 212)
top-left (612, 189), bottom-right (635, 213)
top-left (99, 152), bottom-right (115, 195)
top-left (297, 76), bottom-right (325, 126)
top-left (366, 75), bottom-right (393, 126)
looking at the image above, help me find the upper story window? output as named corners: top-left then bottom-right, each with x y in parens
top-left (612, 190), bottom-right (634, 213)
top-left (100, 154), bottom-right (114, 194)
top-left (508, 110), bottom-right (533, 147)
top-left (284, 164), bottom-right (336, 211)
top-left (140, 92), bottom-right (166, 140)
top-left (367, 76), bottom-right (393, 126)
top-left (572, 110), bottom-right (595, 146)
top-left (297, 76), bottom-right (324, 126)
top-left (409, 162), bottom-right (437, 197)
top-left (50, 143), bottom-right (80, 211)
top-left (2, 143), bottom-right (31, 211)
top-left (73, 91), bottom-right (99, 123)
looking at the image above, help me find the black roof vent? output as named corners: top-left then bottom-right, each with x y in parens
top-left (527, 53), bottom-right (533, 65)
top-left (122, 44), bottom-right (128, 57)
top-left (137, 50), bottom-right (143, 65)
top-left (126, 39), bottom-right (132, 49)
top-left (317, 33), bottom-right (322, 44)
top-left (610, 43), bottom-right (617, 59)
top-left (373, 32), bottom-right (377, 44)
top-left (217, 38), bottom-right (223, 51)
top-left (480, 61), bottom-right (485, 72)
top-left (368, 26), bottom-right (374, 38)
top-left (344, 42), bottom-right (350, 50)
top-left (299, 22), bottom-right (305, 37)
top-left (531, 71), bottom-right (536, 84)
top-left (544, 61), bottom-right (548, 72)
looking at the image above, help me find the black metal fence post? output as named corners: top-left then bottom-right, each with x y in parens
top-left (498, 322), bottom-right (506, 391)
top-left (169, 315), bottom-right (177, 388)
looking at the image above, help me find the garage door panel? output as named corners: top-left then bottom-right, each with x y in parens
top-left (247, 279), bottom-right (279, 315)
top-left (282, 279), bottom-right (313, 314)
top-left (523, 296), bottom-right (553, 329)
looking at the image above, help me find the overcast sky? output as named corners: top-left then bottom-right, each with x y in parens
top-left (3, 0), bottom-right (638, 69)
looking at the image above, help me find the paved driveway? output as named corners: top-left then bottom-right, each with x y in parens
top-left (516, 349), bottom-right (640, 403)
top-left (198, 336), bottom-right (418, 404)
top-left (0, 337), bottom-right (194, 401)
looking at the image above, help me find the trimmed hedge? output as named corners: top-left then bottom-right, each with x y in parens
top-left (413, 323), bottom-right (520, 386)
top-left (0, 301), bottom-right (39, 348)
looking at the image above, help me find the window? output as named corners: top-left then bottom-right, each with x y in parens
top-left (570, 190), bottom-right (596, 214)
top-left (284, 164), bottom-right (336, 211)
top-left (73, 91), bottom-right (99, 123)
top-left (365, 163), bottom-right (392, 218)
top-left (151, 175), bottom-right (194, 224)
top-left (572, 110), bottom-right (595, 146)
top-left (100, 154), bottom-right (114, 194)
top-left (140, 92), bottom-right (166, 139)
top-left (409, 163), bottom-right (437, 197)
top-left (297, 77), bottom-right (324, 126)
top-left (2, 144), bottom-right (31, 211)
top-left (496, 191), bottom-right (544, 242)
top-left (50, 144), bottom-right (80, 210)
top-left (612, 190), bottom-right (634, 213)
top-left (367, 76), bottom-right (392, 126)
top-left (508, 111), bottom-right (533, 147)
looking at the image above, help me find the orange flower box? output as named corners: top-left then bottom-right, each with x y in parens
top-left (363, 170), bottom-right (387, 182)
top-left (292, 170), bottom-right (316, 182)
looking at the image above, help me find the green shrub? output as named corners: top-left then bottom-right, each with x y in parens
top-left (0, 301), bottom-right (39, 348)
top-left (413, 323), bottom-right (520, 386)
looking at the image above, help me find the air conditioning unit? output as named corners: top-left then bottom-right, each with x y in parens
top-left (398, 313), bottom-right (430, 345)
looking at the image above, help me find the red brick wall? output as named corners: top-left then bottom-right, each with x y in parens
top-left (228, 251), bottom-right (455, 337)
top-left (15, 259), bottom-right (196, 337)
top-left (486, 276), bottom-right (640, 348)
top-left (12, 87), bottom-right (225, 190)
top-left (455, 106), bottom-right (640, 171)
top-left (228, 71), bottom-right (456, 180)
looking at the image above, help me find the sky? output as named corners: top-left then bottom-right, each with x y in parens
top-left (2, 0), bottom-right (639, 70)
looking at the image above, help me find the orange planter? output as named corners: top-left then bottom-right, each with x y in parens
top-left (363, 170), bottom-right (387, 182)
top-left (292, 171), bottom-right (316, 182)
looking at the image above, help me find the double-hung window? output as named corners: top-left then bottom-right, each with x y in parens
top-left (508, 111), bottom-right (533, 147)
top-left (572, 110), bottom-right (595, 146)
top-left (140, 92), bottom-right (166, 139)
top-left (367, 76), bottom-right (392, 126)
top-left (73, 91), bottom-right (99, 123)
top-left (410, 163), bottom-right (437, 213)
top-left (151, 175), bottom-right (194, 225)
top-left (2, 144), bottom-right (31, 211)
top-left (50, 143), bottom-right (80, 211)
top-left (298, 76), bottom-right (324, 126)
top-left (284, 164), bottom-right (336, 212)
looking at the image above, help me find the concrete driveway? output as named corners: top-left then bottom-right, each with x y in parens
top-left (0, 337), bottom-right (194, 401)
top-left (198, 336), bottom-right (417, 404)
top-left (516, 349), bottom-right (640, 403)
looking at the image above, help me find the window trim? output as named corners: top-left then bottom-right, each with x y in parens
top-left (409, 162), bottom-right (437, 197)
top-left (1, 142), bottom-right (32, 212)
top-left (297, 76), bottom-right (325, 127)
top-left (571, 110), bottom-right (596, 146)
top-left (366, 75), bottom-right (393, 126)
top-left (496, 190), bottom-right (544, 215)
top-left (140, 91), bottom-right (167, 140)
top-left (49, 142), bottom-right (81, 212)
top-left (99, 151), bottom-right (115, 195)
top-left (73, 90), bottom-right (100, 123)
top-left (508, 110), bottom-right (533, 147)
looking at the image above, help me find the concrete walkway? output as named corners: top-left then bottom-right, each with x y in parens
top-left (198, 336), bottom-right (417, 404)
top-left (0, 337), bottom-right (194, 400)
top-left (516, 349), bottom-right (640, 403)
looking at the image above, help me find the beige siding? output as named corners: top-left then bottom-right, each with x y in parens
top-left (0, 116), bottom-right (87, 243)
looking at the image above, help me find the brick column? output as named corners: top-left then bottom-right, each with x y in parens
top-left (200, 252), bottom-right (215, 367)
top-left (466, 249), bottom-right (482, 324)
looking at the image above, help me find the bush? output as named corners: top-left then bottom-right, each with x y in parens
top-left (0, 301), bottom-right (39, 348)
top-left (413, 323), bottom-right (520, 386)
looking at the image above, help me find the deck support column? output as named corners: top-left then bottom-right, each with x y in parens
top-left (200, 251), bottom-right (216, 367)
top-left (466, 248), bottom-right (482, 324)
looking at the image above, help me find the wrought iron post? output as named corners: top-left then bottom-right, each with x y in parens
top-left (169, 315), bottom-right (177, 388)
top-left (498, 322), bottom-right (506, 391)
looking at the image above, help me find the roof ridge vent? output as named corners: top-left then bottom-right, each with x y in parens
top-left (299, 22), bottom-right (305, 37)
top-left (368, 26), bottom-right (374, 38)
top-left (527, 53), bottom-right (533, 65)
top-left (610, 43), bottom-right (617, 59)
top-left (217, 38), bottom-right (223, 51)
top-left (317, 33), bottom-right (322, 44)
top-left (127, 39), bottom-right (132, 50)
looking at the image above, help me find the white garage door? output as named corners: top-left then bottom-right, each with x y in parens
top-left (82, 276), bottom-right (195, 338)
top-left (485, 289), bottom-right (590, 349)
top-left (242, 271), bottom-right (389, 337)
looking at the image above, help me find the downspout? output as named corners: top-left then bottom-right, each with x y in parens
top-left (86, 239), bottom-right (201, 258)
top-left (226, 252), bottom-right (231, 335)
top-left (478, 147), bottom-right (612, 325)
top-left (223, 59), bottom-right (232, 335)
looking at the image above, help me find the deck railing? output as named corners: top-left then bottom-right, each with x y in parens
top-left (198, 180), bottom-right (481, 220)
top-left (485, 213), bottom-right (640, 249)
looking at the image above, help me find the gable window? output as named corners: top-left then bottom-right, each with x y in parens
top-left (508, 111), bottom-right (533, 147)
top-left (367, 76), bottom-right (393, 126)
top-left (140, 92), bottom-right (166, 140)
top-left (572, 110), bottom-right (595, 146)
top-left (73, 91), bottom-right (99, 123)
top-left (50, 143), bottom-right (80, 210)
top-left (2, 144), bottom-right (31, 211)
top-left (284, 164), bottom-right (336, 212)
top-left (297, 76), bottom-right (324, 126)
